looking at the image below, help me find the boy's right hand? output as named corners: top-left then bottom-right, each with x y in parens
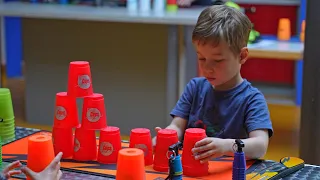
top-left (152, 127), bottom-right (162, 148)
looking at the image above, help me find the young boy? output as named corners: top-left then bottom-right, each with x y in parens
top-left (153, 5), bottom-right (273, 164)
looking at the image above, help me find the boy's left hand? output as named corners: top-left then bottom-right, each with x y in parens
top-left (1, 161), bottom-right (22, 178)
top-left (192, 137), bottom-right (229, 164)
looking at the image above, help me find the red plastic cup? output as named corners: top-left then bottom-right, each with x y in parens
top-left (153, 129), bottom-right (178, 172)
top-left (73, 125), bottom-right (97, 161)
top-left (53, 92), bottom-right (79, 128)
top-left (182, 128), bottom-right (208, 177)
top-left (26, 133), bottom-right (55, 180)
top-left (97, 126), bottom-right (122, 164)
top-left (52, 126), bottom-right (74, 158)
top-left (67, 61), bottom-right (93, 97)
top-left (129, 128), bottom-right (153, 166)
top-left (81, 93), bottom-right (107, 130)
top-left (167, 0), bottom-right (176, 5)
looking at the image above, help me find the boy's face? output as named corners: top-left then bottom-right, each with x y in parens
top-left (195, 40), bottom-right (248, 89)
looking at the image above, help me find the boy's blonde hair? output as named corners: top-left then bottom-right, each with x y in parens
top-left (192, 5), bottom-right (252, 54)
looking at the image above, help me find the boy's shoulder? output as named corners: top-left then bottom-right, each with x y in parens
top-left (187, 77), bottom-right (265, 99)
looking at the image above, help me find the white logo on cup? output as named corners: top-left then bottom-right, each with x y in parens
top-left (78, 75), bottom-right (91, 89)
top-left (55, 106), bottom-right (67, 120)
top-left (134, 144), bottom-right (148, 156)
top-left (74, 138), bottom-right (80, 152)
top-left (100, 142), bottom-right (113, 156)
top-left (86, 108), bottom-right (101, 122)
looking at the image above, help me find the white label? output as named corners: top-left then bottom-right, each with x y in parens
top-left (55, 106), bottom-right (67, 120)
top-left (74, 138), bottom-right (80, 152)
top-left (100, 142), bottom-right (114, 156)
top-left (86, 108), bottom-right (101, 122)
top-left (78, 75), bottom-right (91, 89)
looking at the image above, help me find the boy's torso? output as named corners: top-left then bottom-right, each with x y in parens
top-left (187, 77), bottom-right (257, 139)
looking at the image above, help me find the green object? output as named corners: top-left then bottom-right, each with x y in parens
top-left (167, 4), bottom-right (178, 12)
top-left (225, 1), bottom-right (241, 10)
top-left (0, 88), bottom-right (10, 95)
top-left (248, 29), bottom-right (260, 44)
top-left (0, 88), bottom-right (15, 142)
top-left (0, 88), bottom-right (14, 119)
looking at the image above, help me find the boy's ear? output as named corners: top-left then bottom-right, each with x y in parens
top-left (239, 47), bottom-right (249, 64)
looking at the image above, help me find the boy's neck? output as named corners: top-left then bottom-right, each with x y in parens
top-left (213, 73), bottom-right (243, 91)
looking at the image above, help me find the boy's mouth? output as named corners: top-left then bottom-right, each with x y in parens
top-left (206, 77), bottom-right (216, 81)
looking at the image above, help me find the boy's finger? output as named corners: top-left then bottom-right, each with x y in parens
top-left (154, 127), bottom-right (161, 132)
top-left (4, 170), bottom-right (22, 178)
top-left (21, 167), bottom-right (38, 178)
top-left (3, 161), bottom-right (22, 173)
top-left (192, 143), bottom-right (213, 154)
top-left (48, 152), bottom-right (63, 169)
top-left (194, 138), bottom-right (211, 148)
top-left (194, 149), bottom-right (216, 161)
top-left (57, 170), bottom-right (63, 180)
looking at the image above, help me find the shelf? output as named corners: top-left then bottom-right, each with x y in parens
top-left (253, 82), bottom-right (296, 106)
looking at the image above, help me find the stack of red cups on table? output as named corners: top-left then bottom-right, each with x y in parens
top-left (53, 61), bottom-right (116, 162)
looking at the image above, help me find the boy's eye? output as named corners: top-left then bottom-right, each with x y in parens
top-left (215, 59), bottom-right (224, 62)
top-left (198, 58), bottom-right (206, 61)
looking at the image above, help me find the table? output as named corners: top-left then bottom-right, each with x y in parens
top-left (1, 126), bottom-right (320, 180)
top-left (0, 2), bottom-right (304, 132)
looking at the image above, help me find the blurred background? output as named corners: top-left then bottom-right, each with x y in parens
top-left (0, 0), bottom-right (305, 162)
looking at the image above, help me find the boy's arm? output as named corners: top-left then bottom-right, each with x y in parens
top-left (153, 78), bottom-right (197, 145)
top-left (224, 129), bottom-right (269, 159)
top-left (164, 117), bottom-right (188, 141)
top-left (192, 92), bottom-right (272, 161)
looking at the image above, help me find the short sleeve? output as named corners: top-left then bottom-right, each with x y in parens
top-left (245, 92), bottom-right (273, 137)
top-left (170, 79), bottom-right (196, 120)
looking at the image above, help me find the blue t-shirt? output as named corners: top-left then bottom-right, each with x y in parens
top-left (170, 77), bottom-right (273, 139)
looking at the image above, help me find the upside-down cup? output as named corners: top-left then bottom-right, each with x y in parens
top-left (26, 133), bottom-right (55, 180)
top-left (53, 92), bottom-right (79, 128)
top-left (182, 128), bottom-right (208, 177)
top-left (73, 125), bottom-right (97, 161)
top-left (67, 61), bottom-right (93, 97)
top-left (116, 148), bottom-right (146, 180)
top-left (81, 93), bottom-right (107, 130)
top-left (97, 126), bottom-right (122, 164)
top-left (52, 126), bottom-right (74, 158)
top-left (0, 88), bottom-right (14, 120)
top-left (153, 129), bottom-right (178, 172)
top-left (129, 128), bottom-right (153, 166)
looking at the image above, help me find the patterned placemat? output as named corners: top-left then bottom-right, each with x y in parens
top-left (1, 127), bottom-right (115, 180)
top-left (281, 165), bottom-right (320, 180)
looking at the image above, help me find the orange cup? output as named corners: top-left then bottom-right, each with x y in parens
top-left (153, 129), bottom-right (178, 172)
top-left (116, 148), bottom-right (146, 180)
top-left (52, 126), bottom-right (74, 158)
top-left (97, 126), bottom-right (122, 164)
top-left (67, 61), bottom-right (93, 98)
top-left (73, 125), bottom-right (97, 161)
top-left (300, 20), bottom-right (306, 42)
top-left (53, 92), bottom-right (79, 128)
top-left (81, 93), bottom-right (107, 130)
top-left (277, 18), bottom-right (291, 41)
top-left (129, 128), bottom-right (153, 166)
top-left (26, 133), bottom-right (55, 180)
